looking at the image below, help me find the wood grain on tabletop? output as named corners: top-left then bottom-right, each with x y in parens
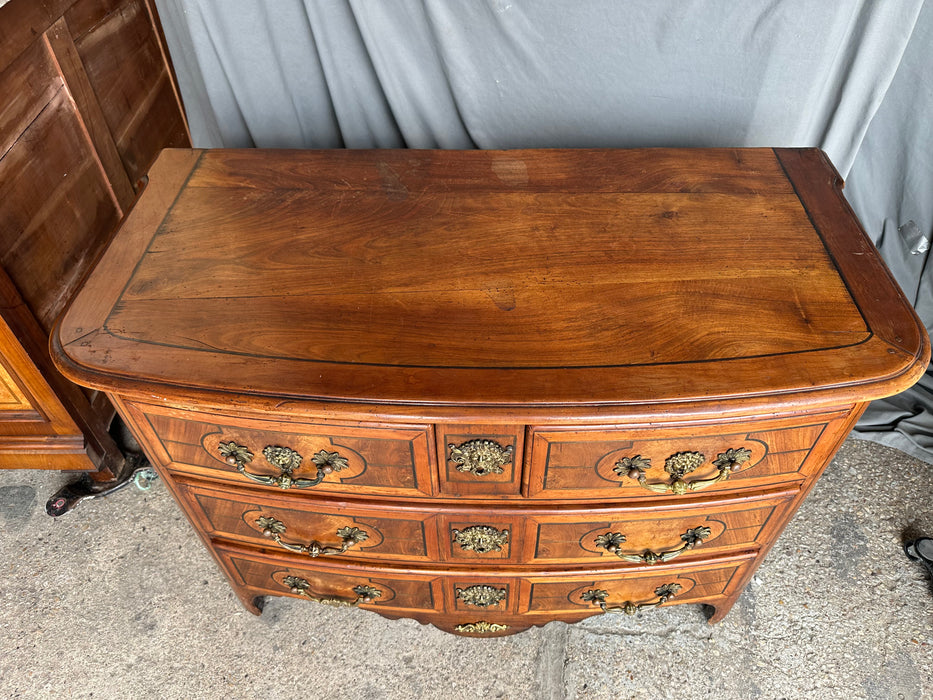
top-left (53, 148), bottom-right (929, 411)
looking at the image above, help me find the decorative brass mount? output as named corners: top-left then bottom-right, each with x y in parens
top-left (452, 525), bottom-right (510, 553)
top-left (282, 576), bottom-right (381, 606)
top-left (218, 441), bottom-right (348, 489)
top-left (454, 621), bottom-right (511, 634)
top-left (581, 583), bottom-right (682, 615)
top-left (448, 439), bottom-right (513, 477)
top-left (615, 447), bottom-right (753, 494)
top-left (256, 515), bottom-right (368, 557)
top-left (456, 585), bottom-right (507, 608)
top-left (594, 526), bottom-right (712, 564)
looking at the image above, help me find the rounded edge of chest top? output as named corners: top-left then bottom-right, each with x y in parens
top-left (50, 147), bottom-right (930, 416)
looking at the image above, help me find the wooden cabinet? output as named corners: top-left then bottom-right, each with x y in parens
top-left (0, 0), bottom-right (188, 482)
top-left (51, 148), bottom-right (929, 635)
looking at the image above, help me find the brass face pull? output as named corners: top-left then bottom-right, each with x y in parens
top-left (452, 525), bottom-right (510, 553)
top-left (616, 447), bottom-right (752, 495)
top-left (282, 576), bottom-right (381, 606)
top-left (218, 441), bottom-right (348, 489)
top-left (456, 585), bottom-right (507, 608)
top-left (256, 515), bottom-right (368, 557)
top-left (448, 439), bottom-right (513, 477)
top-left (595, 526), bottom-right (712, 564)
top-left (581, 583), bottom-right (682, 615)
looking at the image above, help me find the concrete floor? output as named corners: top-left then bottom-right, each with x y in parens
top-left (1, 436), bottom-right (932, 699)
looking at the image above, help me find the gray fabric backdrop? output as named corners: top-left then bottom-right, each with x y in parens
top-left (154, 0), bottom-right (933, 462)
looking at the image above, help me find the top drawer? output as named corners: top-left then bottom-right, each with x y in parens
top-left (526, 410), bottom-right (855, 500)
top-left (123, 401), bottom-right (436, 498)
top-left (124, 400), bottom-right (856, 502)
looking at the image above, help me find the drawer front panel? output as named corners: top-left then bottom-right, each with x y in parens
top-left (528, 412), bottom-right (852, 499)
top-left (438, 515), bottom-right (522, 563)
top-left (218, 547), bottom-right (440, 613)
top-left (530, 492), bottom-right (793, 564)
top-left (523, 556), bottom-right (752, 615)
top-left (216, 545), bottom-right (752, 630)
top-left (175, 479), bottom-right (437, 562)
top-left (435, 562), bottom-right (748, 635)
top-left (444, 578), bottom-right (520, 615)
top-left (436, 424), bottom-right (525, 496)
top-left (125, 401), bottom-right (435, 497)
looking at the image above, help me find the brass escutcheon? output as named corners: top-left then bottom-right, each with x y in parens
top-left (615, 447), bottom-right (752, 495)
top-left (448, 439), bottom-right (513, 477)
top-left (452, 525), bottom-right (510, 553)
top-left (262, 445), bottom-right (302, 473)
top-left (218, 441), bottom-right (348, 489)
top-left (456, 585), bottom-right (507, 608)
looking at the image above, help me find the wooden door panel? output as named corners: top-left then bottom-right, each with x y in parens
top-left (0, 0), bottom-right (189, 473)
top-left (67, 0), bottom-right (189, 186)
top-left (0, 37), bottom-right (121, 332)
top-left (0, 359), bottom-right (40, 421)
top-left (0, 315), bottom-right (92, 470)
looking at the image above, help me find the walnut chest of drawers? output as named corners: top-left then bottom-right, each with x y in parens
top-left (52, 147), bottom-right (929, 636)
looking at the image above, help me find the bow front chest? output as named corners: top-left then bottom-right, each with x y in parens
top-left (52, 148), bottom-right (929, 636)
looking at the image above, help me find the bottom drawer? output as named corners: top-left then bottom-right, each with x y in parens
top-left (213, 543), bottom-right (755, 636)
top-left (521, 557), bottom-right (750, 616)
top-left (218, 546), bottom-right (441, 614)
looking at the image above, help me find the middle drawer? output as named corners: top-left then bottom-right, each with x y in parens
top-left (174, 476), bottom-right (795, 566)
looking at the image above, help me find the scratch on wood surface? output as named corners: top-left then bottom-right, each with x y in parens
top-left (791, 289), bottom-right (810, 326)
top-left (376, 162), bottom-right (409, 201)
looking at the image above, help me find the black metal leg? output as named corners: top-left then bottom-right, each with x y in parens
top-left (45, 451), bottom-right (156, 516)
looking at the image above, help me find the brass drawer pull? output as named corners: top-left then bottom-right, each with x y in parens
top-left (595, 526), bottom-right (712, 564)
top-left (456, 585), bottom-right (507, 608)
top-left (282, 576), bottom-right (381, 606)
top-left (454, 621), bottom-right (511, 634)
top-left (257, 515), bottom-right (368, 557)
top-left (218, 441), bottom-right (348, 489)
top-left (582, 583), bottom-right (682, 615)
top-left (452, 525), bottom-right (510, 553)
top-left (616, 447), bottom-right (752, 495)
top-left (448, 439), bottom-right (513, 477)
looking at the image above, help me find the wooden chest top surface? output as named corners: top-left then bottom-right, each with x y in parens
top-left (53, 148), bottom-right (928, 412)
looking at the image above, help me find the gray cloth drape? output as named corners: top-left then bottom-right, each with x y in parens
top-left (154, 0), bottom-right (933, 462)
